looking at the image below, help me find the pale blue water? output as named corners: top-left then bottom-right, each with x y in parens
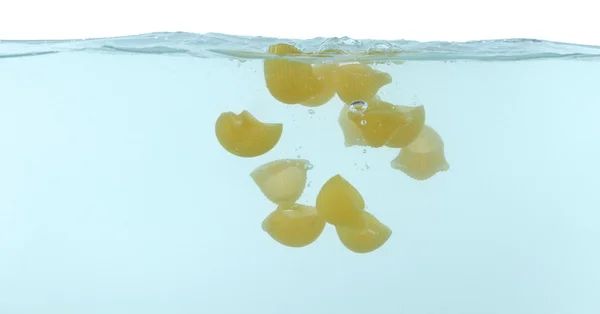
top-left (1, 33), bottom-right (599, 314)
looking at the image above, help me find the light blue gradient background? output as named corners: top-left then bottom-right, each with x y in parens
top-left (1, 53), bottom-right (599, 314)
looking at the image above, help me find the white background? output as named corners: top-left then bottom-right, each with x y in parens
top-left (0, 0), bottom-right (598, 45)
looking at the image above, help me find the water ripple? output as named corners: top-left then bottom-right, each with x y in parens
top-left (2, 32), bottom-right (600, 62)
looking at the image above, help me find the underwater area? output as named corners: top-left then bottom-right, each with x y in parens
top-left (1, 32), bottom-right (600, 314)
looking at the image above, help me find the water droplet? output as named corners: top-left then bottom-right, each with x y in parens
top-left (308, 109), bottom-right (315, 114)
top-left (349, 100), bottom-right (368, 115)
top-left (360, 120), bottom-right (367, 126)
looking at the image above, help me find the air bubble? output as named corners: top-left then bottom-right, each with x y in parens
top-left (362, 149), bottom-right (367, 154)
top-left (360, 120), bottom-right (367, 126)
top-left (305, 163), bottom-right (314, 170)
top-left (349, 100), bottom-right (368, 115)
top-left (308, 109), bottom-right (315, 114)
